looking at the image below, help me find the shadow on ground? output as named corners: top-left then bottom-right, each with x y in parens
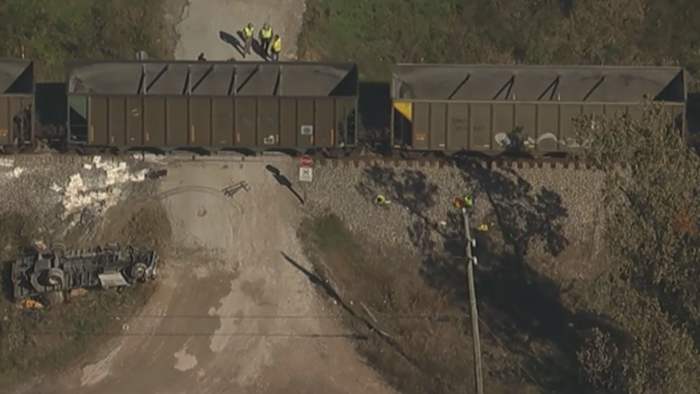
top-left (355, 158), bottom-right (601, 392)
top-left (219, 30), bottom-right (245, 58)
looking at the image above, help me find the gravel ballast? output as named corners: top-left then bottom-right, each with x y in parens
top-left (301, 159), bottom-right (606, 281)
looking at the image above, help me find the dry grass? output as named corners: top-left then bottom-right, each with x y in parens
top-left (0, 200), bottom-right (171, 387)
top-left (298, 214), bottom-right (541, 394)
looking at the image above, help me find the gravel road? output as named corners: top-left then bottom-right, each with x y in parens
top-left (15, 156), bottom-right (394, 394)
top-left (172, 0), bottom-right (305, 61)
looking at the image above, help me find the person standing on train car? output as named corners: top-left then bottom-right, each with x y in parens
top-left (270, 34), bottom-right (282, 62)
top-left (242, 23), bottom-right (255, 58)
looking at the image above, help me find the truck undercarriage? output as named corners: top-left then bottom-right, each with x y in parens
top-left (11, 244), bottom-right (158, 302)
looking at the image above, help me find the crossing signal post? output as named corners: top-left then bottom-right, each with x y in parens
top-left (299, 155), bottom-right (313, 182)
top-left (460, 204), bottom-right (484, 394)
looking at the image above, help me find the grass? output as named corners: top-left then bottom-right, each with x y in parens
top-left (0, 201), bottom-right (171, 387)
top-left (0, 0), bottom-right (172, 81)
top-left (298, 214), bottom-right (543, 394)
top-left (298, 0), bottom-right (700, 85)
top-left (0, 281), bottom-right (153, 387)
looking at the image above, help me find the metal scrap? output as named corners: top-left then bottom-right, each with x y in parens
top-left (222, 181), bottom-right (250, 198)
top-left (11, 244), bottom-right (158, 302)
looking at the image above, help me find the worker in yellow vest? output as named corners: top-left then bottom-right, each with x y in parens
top-left (271, 34), bottom-right (282, 62)
top-left (375, 194), bottom-right (391, 206)
top-left (452, 195), bottom-right (474, 210)
top-left (259, 23), bottom-right (273, 56)
top-left (242, 23), bottom-right (254, 58)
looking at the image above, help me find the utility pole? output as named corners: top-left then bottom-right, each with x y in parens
top-left (462, 207), bottom-right (484, 394)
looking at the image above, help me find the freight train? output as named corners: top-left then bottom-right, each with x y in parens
top-left (0, 58), bottom-right (688, 157)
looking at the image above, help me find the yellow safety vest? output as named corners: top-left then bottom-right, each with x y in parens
top-left (464, 195), bottom-right (473, 208)
top-left (260, 27), bottom-right (272, 39)
top-left (243, 26), bottom-right (254, 38)
top-left (272, 37), bottom-right (282, 53)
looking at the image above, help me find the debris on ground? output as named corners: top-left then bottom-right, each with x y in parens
top-left (19, 299), bottom-right (44, 310)
top-left (223, 181), bottom-right (251, 198)
top-left (0, 157), bottom-right (27, 181)
top-left (11, 243), bottom-right (159, 302)
top-left (69, 288), bottom-right (88, 298)
top-left (54, 156), bottom-right (149, 224)
top-left (146, 169), bottom-right (168, 179)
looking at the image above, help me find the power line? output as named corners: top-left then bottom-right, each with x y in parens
top-left (6, 331), bottom-right (368, 339)
top-left (67, 313), bottom-right (466, 321)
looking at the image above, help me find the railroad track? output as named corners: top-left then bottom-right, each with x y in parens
top-left (1, 147), bottom-right (598, 171)
top-left (308, 155), bottom-right (595, 170)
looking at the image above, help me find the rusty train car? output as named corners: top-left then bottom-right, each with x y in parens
top-left (66, 61), bottom-right (359, 152)
top-left (0, 59), bottom-right (34, 149)
top-left (391, 64), bottom-right (687, 155)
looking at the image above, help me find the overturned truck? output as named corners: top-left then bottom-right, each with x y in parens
top-left (12, 244), bottom-right (158, 302)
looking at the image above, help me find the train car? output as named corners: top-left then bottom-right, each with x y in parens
top-left (391, 64), bottom-right (687, 155)
top-left (66, 60), bottom-right (359, 153)
top-left (0, 59), bottom-right (34, 149)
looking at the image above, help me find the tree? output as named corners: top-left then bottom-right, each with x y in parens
top-left (575, 104), bottom-right (700, 393)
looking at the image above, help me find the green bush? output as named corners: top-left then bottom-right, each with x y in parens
top-left (576, 104), bottom-right (700, 393)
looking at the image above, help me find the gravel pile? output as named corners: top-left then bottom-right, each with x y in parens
top-left (302, 160), bottom-right (606, 280)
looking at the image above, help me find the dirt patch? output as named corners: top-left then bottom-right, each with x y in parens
top-left (299, 214), bottom-right (546, 394)
top-left (95, 201), bottom-right (173, 256)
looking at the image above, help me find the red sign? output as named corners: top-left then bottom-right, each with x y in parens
top-left (300, 155), bottom-right (314, 167)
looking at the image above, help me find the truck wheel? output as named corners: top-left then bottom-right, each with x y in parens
top-left (130, 263), bottom-right (148, 282)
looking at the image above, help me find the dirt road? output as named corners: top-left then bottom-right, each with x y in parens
top-left (172, 0), bottom-right (305, 61)
top-left (15, 157), bottom-right (393, 394)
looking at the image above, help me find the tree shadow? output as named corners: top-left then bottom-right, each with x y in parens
top-left (356, 160), bottom-right (603, 392)
top-left (559, 0), bottom-right (575, 17)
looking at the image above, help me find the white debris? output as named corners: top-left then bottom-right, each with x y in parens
top-left (0, 158), bottom-right (13, 167)
top-left (131, 169), bottom-right (148, 182)
top-left (11, 167), bottom-right (24, 178)
top-left (93, 155), bottom-right (106, 169)
top-left (50, 183), bottom-right (64, 193)
top-left (131, 153), bottom-right (166, 165)
top-left (1, 166), bottom-right (26, 180)
top-left (56, 157), bottom-right (148, 223)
